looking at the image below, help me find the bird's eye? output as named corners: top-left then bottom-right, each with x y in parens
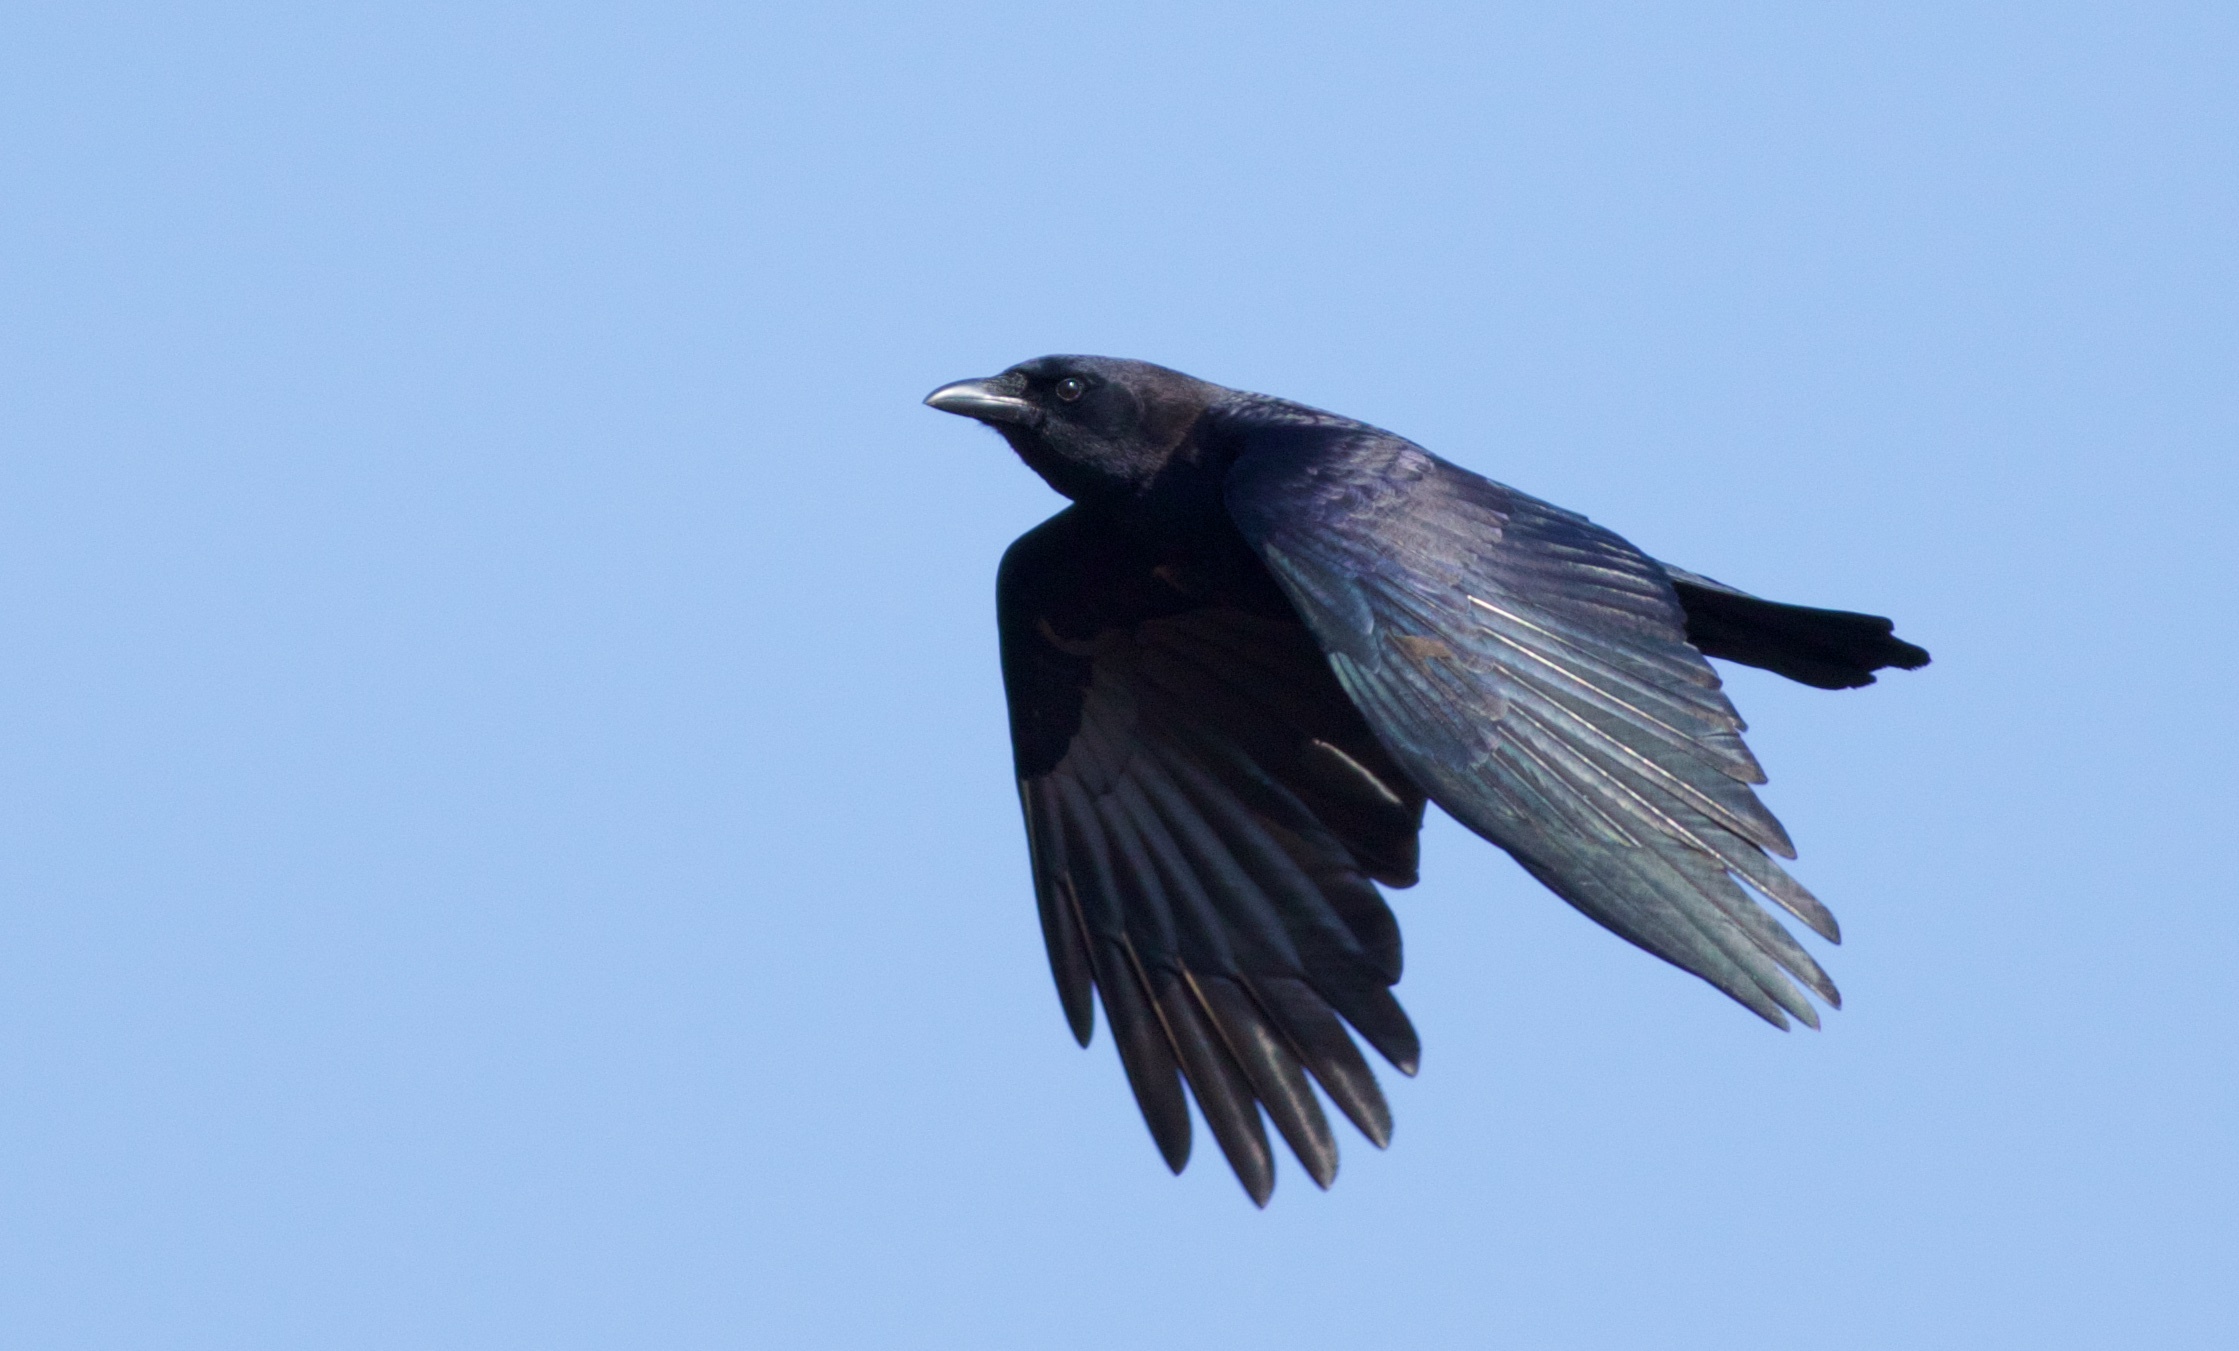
top-left (1055, 377), bottom-right (1087, 402)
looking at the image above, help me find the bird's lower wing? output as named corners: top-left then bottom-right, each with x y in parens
top-left (1222, 416), bottom-right (1841, 1028)
top-left (998, 508), bottom-right (1428, 1204)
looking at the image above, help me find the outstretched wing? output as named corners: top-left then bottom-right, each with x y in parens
top-left (1221, 404), bottom-right (1843, 1029)
top-left (997, 506), bottom-right (1427, 1204)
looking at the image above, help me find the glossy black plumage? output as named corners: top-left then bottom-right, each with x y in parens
top-left (926, 356), bottom-right (1929, 1205)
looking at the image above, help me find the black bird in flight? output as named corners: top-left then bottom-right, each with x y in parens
top-left (925, 356), bottom-right (1928, 1205)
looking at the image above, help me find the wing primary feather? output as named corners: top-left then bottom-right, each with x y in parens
top-left (1494, 731), bottom-right (1647, 849)
top-left (1723, 847), bottom-right (1842, 943)
top-left (1475, 738), bottom-right (1770, 1000)
top-left (1353, 629), bottom-right (1819, 1028)
top-left (1050, 780), bottom-right (1197, 1164)
top-left (1095, 789), bottom-right (1321, 1198)
top-left (1108, 774), bottom-right (1244, 973)
top-left (1468, 610), bottom-right (1766, 786)
top-left (1516, 842), bottom-right (1792, 1028)
top-left (1320, 980), bottom-right (1420, 1076)
top-left (1460, 588), bottom-right (1720, 695)
top-left (1507, 678), bottom-right (1795, 859)
top-left (1693, 869), bottom-right (1841, 1008)
top-left (1467, 595), bottom-right (1740, 737)
top-left (1159, 745), bottom-right (1396, 977)
top-left (1093, 789), bottom-right (1188, 963)
top-left (1154, 971), bottom-right (1276, 1205)
top-left (1642, 849), bottom-right (1819, 1026)
top-left (1125, 739), bottom-right (1319, 943)
top-left (1149, 752), bottom-right (1416, 1070)
top-left (1091, 934), bottom-right (1192, 1171)
top-left (1526, 709), bottom-right (1832, 959)
top-left (1501, 702), bottom-right (1754, 874)
top-left (1049, 778), bottom-right (1129, 941)
top-left (1253, 975), bottom-right (1392, 1148)
top-left (1142, 747), bottom-right (1364, 974)
top-left (1190, 970), bottom-right (1339, 1189)
top-left (1111, 748), bottom-right (1373, 1183)
top-left (1023, 779), bottom-right (1096, 1045)
top-left (1496, 716), bottom-right (1826, 1019)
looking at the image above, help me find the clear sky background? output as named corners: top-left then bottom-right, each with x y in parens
top-left (4, 4), bottom-right (2234, 1348)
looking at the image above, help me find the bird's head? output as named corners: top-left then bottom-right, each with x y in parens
top-left (925, 355), bottom-right (1222, 505)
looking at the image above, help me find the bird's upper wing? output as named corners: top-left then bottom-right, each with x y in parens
top-left (997, 505), bottom-right (1427, 1204)
top-left (1219, 402), bottom-right (1842, 1028)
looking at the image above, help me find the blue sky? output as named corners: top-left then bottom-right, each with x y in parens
top-left (3, 3), bottom-right (2234, 1347)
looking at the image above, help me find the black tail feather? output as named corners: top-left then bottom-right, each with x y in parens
top-left (1666, 570), bottom-right (1930, 691)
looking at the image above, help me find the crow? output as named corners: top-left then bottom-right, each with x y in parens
top-left (925, 355), bottom-right (1929, 1205)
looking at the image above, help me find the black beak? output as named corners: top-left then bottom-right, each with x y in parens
top-left (924, 376), bottom-right (1037, 427)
